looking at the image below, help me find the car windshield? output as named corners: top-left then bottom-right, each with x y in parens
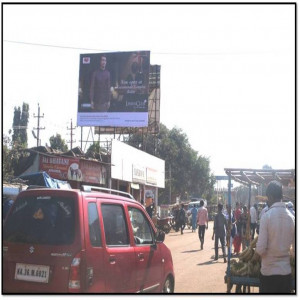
top-left (3, 195), bottom-right (75, 245)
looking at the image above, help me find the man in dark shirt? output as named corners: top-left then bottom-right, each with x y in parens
top-left (212, 203), bottom-right (227, 263)
top-left (90, 55), bottom-right (111, 112)
top-left (178, 204), bottom-right (186, 235)
top-left (145, 195), bottom-right (154, 219)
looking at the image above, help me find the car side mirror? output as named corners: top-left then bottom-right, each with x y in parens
top-left (155, 230), bottom-right (165, 243)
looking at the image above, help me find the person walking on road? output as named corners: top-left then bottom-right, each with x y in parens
top-left (191, 205), bottom-right (198, 232)
top-left (256, 180), bottom-right (295, 293)
top-left (212, 203), bottom-right (227, 263)
top-left (197, 200), bottom-right (208, 249)
top-left (178, 204), bottom-right (186, 235)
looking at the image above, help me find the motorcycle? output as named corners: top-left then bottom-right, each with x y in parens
top-left (156, 216), bottom-right (172, 234)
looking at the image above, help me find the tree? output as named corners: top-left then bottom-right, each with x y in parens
top-left (86, 142), bottom-right (108, 158)
top-left (12, 102), bottom-right (29, 148)
top-left (3, 135), bottom-right (14, 180)
top-left (49, 134), bottom-right (68, 152)
top-left (262, 164), bottom-right (272, 170)
top-left (3, 133), bottom-right (29, 178)
top-left (4, 103), bottom-right (30, 178)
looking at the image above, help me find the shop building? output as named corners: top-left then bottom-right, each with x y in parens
top-left (111, 139), bottom-right (165, 206)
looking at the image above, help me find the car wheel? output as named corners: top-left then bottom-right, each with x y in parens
top-left (162, 276), bottom-right (174, 293)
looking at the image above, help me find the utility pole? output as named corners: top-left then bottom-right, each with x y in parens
top-left (33, 103), bottom-right (45, 147)
top-left (67, 119), bottom-right (76, 149)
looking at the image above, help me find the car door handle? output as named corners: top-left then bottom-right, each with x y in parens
top-left (87, 267), bottom-right (93, 286)
top-left (137, 253), bottom-right (144, 261)
top-left (109, 255), bottom-right (116, 264)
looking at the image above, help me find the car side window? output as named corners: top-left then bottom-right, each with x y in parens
top-left (128, 207), bottom-right (153, 245)
top-left (101, 204), bottom-right (129, 246)
top-left (88, 203), bottom-right (102, 247)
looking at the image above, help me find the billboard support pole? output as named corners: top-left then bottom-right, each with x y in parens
top-left (81, 126), bottom-right (83, 150)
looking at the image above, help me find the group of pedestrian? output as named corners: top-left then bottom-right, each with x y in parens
top-left (167, 180), bottom-right (295, 294)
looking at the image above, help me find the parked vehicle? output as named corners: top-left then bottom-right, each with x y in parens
top-left (187, 199), bottom-right (207, 213)
top-left (3, 186), bottom-right (175, 293)
top-left (156, 216), bottom-right (172, 234)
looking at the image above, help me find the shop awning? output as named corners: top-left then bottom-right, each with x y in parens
top-left (224, 168), bottom-right (295, 186)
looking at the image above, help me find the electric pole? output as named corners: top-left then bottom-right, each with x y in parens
top-left (33, 103), bottom-right (45, 147)
top-left (67, 119), bottom-right (76, 149)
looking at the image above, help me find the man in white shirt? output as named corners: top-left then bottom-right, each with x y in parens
top-left (256, 180), bottom-right (295, 293)
top-left (249, 203), bottom-right (258, 240)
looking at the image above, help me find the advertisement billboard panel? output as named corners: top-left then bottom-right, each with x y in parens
top-left (77, 51), bottom-right (150, 127)
top-left (94, 64), bottom-right (160, 135)
top-left (39, 154), bottom-right (106, 185)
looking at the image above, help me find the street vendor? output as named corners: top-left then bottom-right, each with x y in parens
top-left (256, 180), bottom-right (295, 293)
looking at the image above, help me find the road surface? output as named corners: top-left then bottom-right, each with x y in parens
top-left (163, 220), bottom-right (259, 294)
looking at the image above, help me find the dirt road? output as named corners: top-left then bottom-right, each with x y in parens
top-left (163, 221), bottom-right (258, 294)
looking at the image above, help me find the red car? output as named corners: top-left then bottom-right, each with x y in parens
top-left (3, 187), bottom-right (175, 293)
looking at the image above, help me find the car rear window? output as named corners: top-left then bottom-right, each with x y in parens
top-left (3, 195), bottom-right (75, 245)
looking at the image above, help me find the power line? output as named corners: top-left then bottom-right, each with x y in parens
top-left (4, 39), bottom-right (103, 51)
top-left (3, 39), bottom-right (256, 56)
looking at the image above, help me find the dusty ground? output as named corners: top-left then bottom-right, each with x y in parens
top-left (163, 221), bottom-right (259, 294)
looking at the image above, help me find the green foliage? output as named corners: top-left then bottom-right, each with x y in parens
top-left (49, 134), bottom-right (68, 152)
top-left (86, 142), bottom-right (107, 157)
top-left (12, 103), bottom-right (29, 148)
top-left (126, 123), bottom-right (215, 204)
top-left (3, 135), bottom-right (14, 180)
top-left (3, 134), bottom-right (29, 179)
top-left (4, 102), bottom-right (30, 178)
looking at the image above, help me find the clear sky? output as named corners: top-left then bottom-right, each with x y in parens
top-left (3, 3), bottom-right (295, 176)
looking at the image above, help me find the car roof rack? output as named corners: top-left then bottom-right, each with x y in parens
top-left (26, 185), bottom-right (49, 190)
top-left (81, 185), bottom-right (135, 200)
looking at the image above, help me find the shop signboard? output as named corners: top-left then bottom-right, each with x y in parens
top-left (77, 51), bottom-right (150, 127)
top-left (146, 167), bottom-right (157, 185)
top-left (80, 159), bottom-right (107, 185)
top-left (40, 155), bottom-right (78, 181)
top-left (132, 165), bottom-right (146, 184)
top-left (40, 154), bottom-right (106, 184)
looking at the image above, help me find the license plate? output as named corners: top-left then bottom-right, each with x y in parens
top-left (15, 263), bottom-right (50, 283)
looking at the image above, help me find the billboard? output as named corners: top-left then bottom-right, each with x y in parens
top-left (94, 64), bottom-right (160, 135)
top-left (77, 51), bottom-right (150, 127)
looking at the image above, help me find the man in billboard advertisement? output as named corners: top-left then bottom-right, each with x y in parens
top-left (90, 54), bottom-right (111, 112)
top-left (77, 51), bottom-right (150, 127)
